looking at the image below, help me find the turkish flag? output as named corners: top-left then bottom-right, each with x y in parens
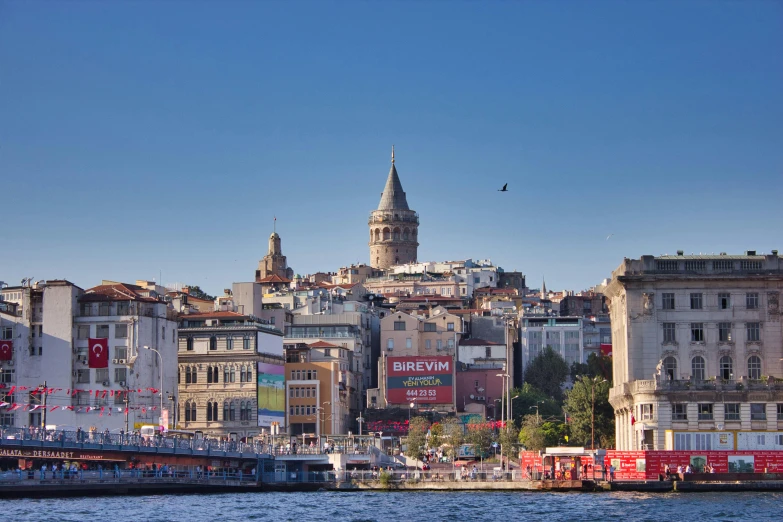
top-left (0, 340), bottom-right (12, 361)
top-left (88, 338), bottom-right (109, 368)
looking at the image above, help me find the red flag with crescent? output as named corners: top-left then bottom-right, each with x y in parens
top-left (88, 338), bottom-right (109, 368)
top-left (0, 340), bottom-right (12, 361)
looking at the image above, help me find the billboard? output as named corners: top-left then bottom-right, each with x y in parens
top-left (257, 362), bottom-right (285, 428)
top-left (386, 356), bottom-right (453, 405)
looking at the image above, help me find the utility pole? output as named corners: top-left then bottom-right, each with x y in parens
top-left (40, 380), bottom-right (48, 432)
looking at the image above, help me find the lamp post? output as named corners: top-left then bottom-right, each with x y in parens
top-left (589, 377), bottom-right (606, 451)
top-left (38, 381), bottom-right (48, 433)
top-left (529, 404), bottom-right (541, 423)
top-left (143, 346), bottom-right (164, 429)
top-left (409, 397), bottom-right (418, 423)
top-left (496, 373), bottom-right (510, 428)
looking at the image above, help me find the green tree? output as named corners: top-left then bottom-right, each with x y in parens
top-left (185, 285), bottom-right (215, 301)
top-left (523, 347), bottom-right (569, 401)
top-left (465, 421), bottom-right (494, 465)
top-left (509, 383), bottom-right (563, 425)
top-left (565, 376), bottom-right (614, 449)
top-left (571, 353), bottom-right (613, 382)
top-left (405, 417), bottom-right (429, 464)
top-left (429, 422), bottom-right (444, 449)
top-left (497, 420), bottom-right (520, 465)
top-left (519, 416), bottom-right (569, 450)
top-left (441, 417), bottom-right (464, 462)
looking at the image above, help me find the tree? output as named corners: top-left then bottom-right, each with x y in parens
top-left (571, 353), bottom-right (613, 382)
top-left (405, 417), bottom-right (429, 464)
top-left (524, 347), bottom-right (569, 401)
top-left (564, 376), bottom-right (614, 449)
top-left (441, 417), bottom-right (464, 462)
top-left (465, 422), bottom-right (494, 467)
top-left (429, 421), bottom-right (444, 449)
top-left (497, 420), bottom-right (520, 465)
top-left (185, 285), bottom-right (215, 301)
top-left (509, 383), bottom-right (562, 425)
top-left (519, 415), bottom-right (569, 450)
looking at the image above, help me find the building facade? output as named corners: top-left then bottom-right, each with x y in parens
top-left (369, 148), bottom-right (419, 269)
top-left (604, 252), bottom-right (783, 451)
top-left (176, 310), bottom-right (284, 441)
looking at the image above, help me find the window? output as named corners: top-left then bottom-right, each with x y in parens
top-left (206, 400), bottom-right (217, 422)
top-left (114, 368), bottom-right (127, 382)
top-left (662, 323), bottom-right (676, 343)
top-left (226, 336), bottom-right (233, 350)
top-left (692, 356), bottom-right (706, 381)
top-left (386, 338), bottom-right (394, 350)
top-left (96, 325), bottom-right (109, 338)
top-left (405, 338), bottom-right (412, 349)
top-left (713, 260), bottom-right (733, 271)
top-left (748, 356), bottom-right (762, 380)
top-left (777, 404), bottom-right (783, 421)
top-left (691, 323), bottom-right (704, 342)
top-left (724, 403), bottom-right (740, 421)
top-left (114, 324), bottom-right (128, 338)
top-left (656, 260), bottom-right (678, 271)
top-left (690, 293), bottom-right (703, 310)
top-left (746, 293), bottom-right (759, 309)
top-left (751, 403), bottom-right (766, 421)
top-left (77, 325), bottom-right (90, 339)
top-left (207, 366), bottom-right (215, 384)
top-left (243, 337), bottom-right (251, 350)
top-left (447, 323), bottom-right (454, 331)
top-left (447, 338), bottom-right (454, 349)
top-left (113, 346), bottom-right (127, 360)
top-left (161, 326), bottom-right (165, 340)
top-left (720, 356), bottom-right (733, 380)
top-left (80, 303), bottom-right (92, 316)
top-left (117, 302), bottom-right (130, 315)
top-left (184, 400), bottom-right (196, 422)
top-left (191, 367), bottom-right (198, 384)
top-left (424, 323), bottom-right (437, 332)
top-left (76, 369), bottom-right (90, 384)
top-left (697, 403), bottom-right (713, 420)
top-left (425, 339), bottom-right (431, 350)
top-left (747, 322), bottom-right (761, 342)
top-left (715, 293), bottom-right (730, 310)
top-left (672, 404), bottom-right (687, 421)
top-left (640, 404), bottom-right (654, 421)
top-left (741, 261), bottom-right (762, 271)
top-left (324, 349), bottom-right (331, 357)
top-left (209, 336), bottom-right (217, 350)
top-left (436, 340), bottom-right (443, 351)
top-left (393, 321), bottom-right (406, 331)
top-left (718, 322), bottom-right (732, 342)
top-left (186, 337), bottom-right (194, 351)
top-left (662, 293), bottom-right (675, 310)
top-left (662, 357), bottom-right (677, 380)
top-left (95, 369), bottom-right (109, 382)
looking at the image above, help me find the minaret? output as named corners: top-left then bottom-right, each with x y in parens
top-left (368, 147), bottom-right (419, 269)
top-left (542, 277), bottom-right (547, 298)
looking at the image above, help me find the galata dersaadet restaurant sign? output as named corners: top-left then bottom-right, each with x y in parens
top-left (386, 356), bottom-right (453, 404)
top-left (0, 449), bottom-right (108, 460)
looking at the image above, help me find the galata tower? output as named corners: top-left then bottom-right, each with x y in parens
top-left (369, 147), bottom-right (419, 269)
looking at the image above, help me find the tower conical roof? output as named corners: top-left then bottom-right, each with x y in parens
top-left (377, 154), bottom-right (410, 211)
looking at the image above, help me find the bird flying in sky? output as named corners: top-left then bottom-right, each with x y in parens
top-left (498, 183), bottom-right (508, 192)
top-left (606, 233), bottom-right (614, 241)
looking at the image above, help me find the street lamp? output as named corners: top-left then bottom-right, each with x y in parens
top-left (496, 373), bottom-right (510, 428)
top-left (588, 377), bottom-right (607, 451)
top-left (409, 397), bottom-right (418, 423)
top-left (143, 346), bottom-right (164, 429)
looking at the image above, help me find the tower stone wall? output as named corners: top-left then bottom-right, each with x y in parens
top-left (369, 149), bottom-right (419, 270)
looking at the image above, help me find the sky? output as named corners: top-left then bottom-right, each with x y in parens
top-left (1, 1), bottom-right (781, 296)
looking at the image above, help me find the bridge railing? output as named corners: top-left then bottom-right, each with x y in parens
top-left (0, 467), bottom-right (259, 485)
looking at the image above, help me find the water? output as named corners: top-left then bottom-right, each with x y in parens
top-left (1, 491), bottom-right (780, 521)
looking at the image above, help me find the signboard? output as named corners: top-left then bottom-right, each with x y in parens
top-left (257, 362), bottom-right (285, 428)
top-left (386, 356), bottom-right (453, 404)
top-left (0, 449), bottom-right (120, 461)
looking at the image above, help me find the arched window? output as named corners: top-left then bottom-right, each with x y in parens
top-left (748, 355), bottom-right (762, 380)
top-left (224, 366), bottom-right (230, 383)
top-left (207, 366), bottom-right (213, 384)
top-left (692, 356), bottom-right (705, 381)
top-left (383, 228), bottom-right (390, 241)
top-left (186, 337), bottom-right (193, 351)
top-left (213, 366), bottom-right (220, 383)
top-left (206, 400), bottom-right (214, 421)
top-left (230, 366), bottom-right (236, 383)
top-left (223, 401), bottom-right (230, 421)
top-left (403, 228), bottom-right (409, 240)
top-left (178, 368), bottom-right (181, 384)
top-left (191, 366), bottom-right (197, 384)
top-left (226, 336), bottom-right (234, 350)
top-left (662, 357), bottom-right (677, 380)
top-left (230, 400), bottom-right (237, 421)
top-left (393, 227), bottom-right (401, 240)
top-left (374, 229), bottom-right (380, 242)
top-left (185, 400), bottom-right (196, 422)
top-left (209, 336), bottom-right (217, 350)
top-left (239, 401), bottom-right (247, 421)
top-left (720, 356), bottom-right (733, 380)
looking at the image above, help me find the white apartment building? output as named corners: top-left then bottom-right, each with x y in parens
top-left (0, 280), bottom-right (177, 432)
top-left (604, 251), bottom-right (783, 451)
top-left (519, 311), bottom-right (584, 371)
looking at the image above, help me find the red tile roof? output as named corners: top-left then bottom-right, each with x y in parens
top-left (81, 283), bottom-right (161, 303)
top-left (307, 340), bottom-right (341, 349)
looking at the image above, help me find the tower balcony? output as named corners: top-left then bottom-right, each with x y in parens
top-left (368, 210), bottom-right (419, 225)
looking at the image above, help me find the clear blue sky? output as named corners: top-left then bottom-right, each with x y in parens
top-left (2, 1), bottom-right (781, 295)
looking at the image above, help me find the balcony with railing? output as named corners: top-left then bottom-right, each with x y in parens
top-left (368, 210), bottom-right (419, 225)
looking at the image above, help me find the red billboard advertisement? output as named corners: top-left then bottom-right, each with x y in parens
top-left (386, 356), bottom-right (453, 404)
